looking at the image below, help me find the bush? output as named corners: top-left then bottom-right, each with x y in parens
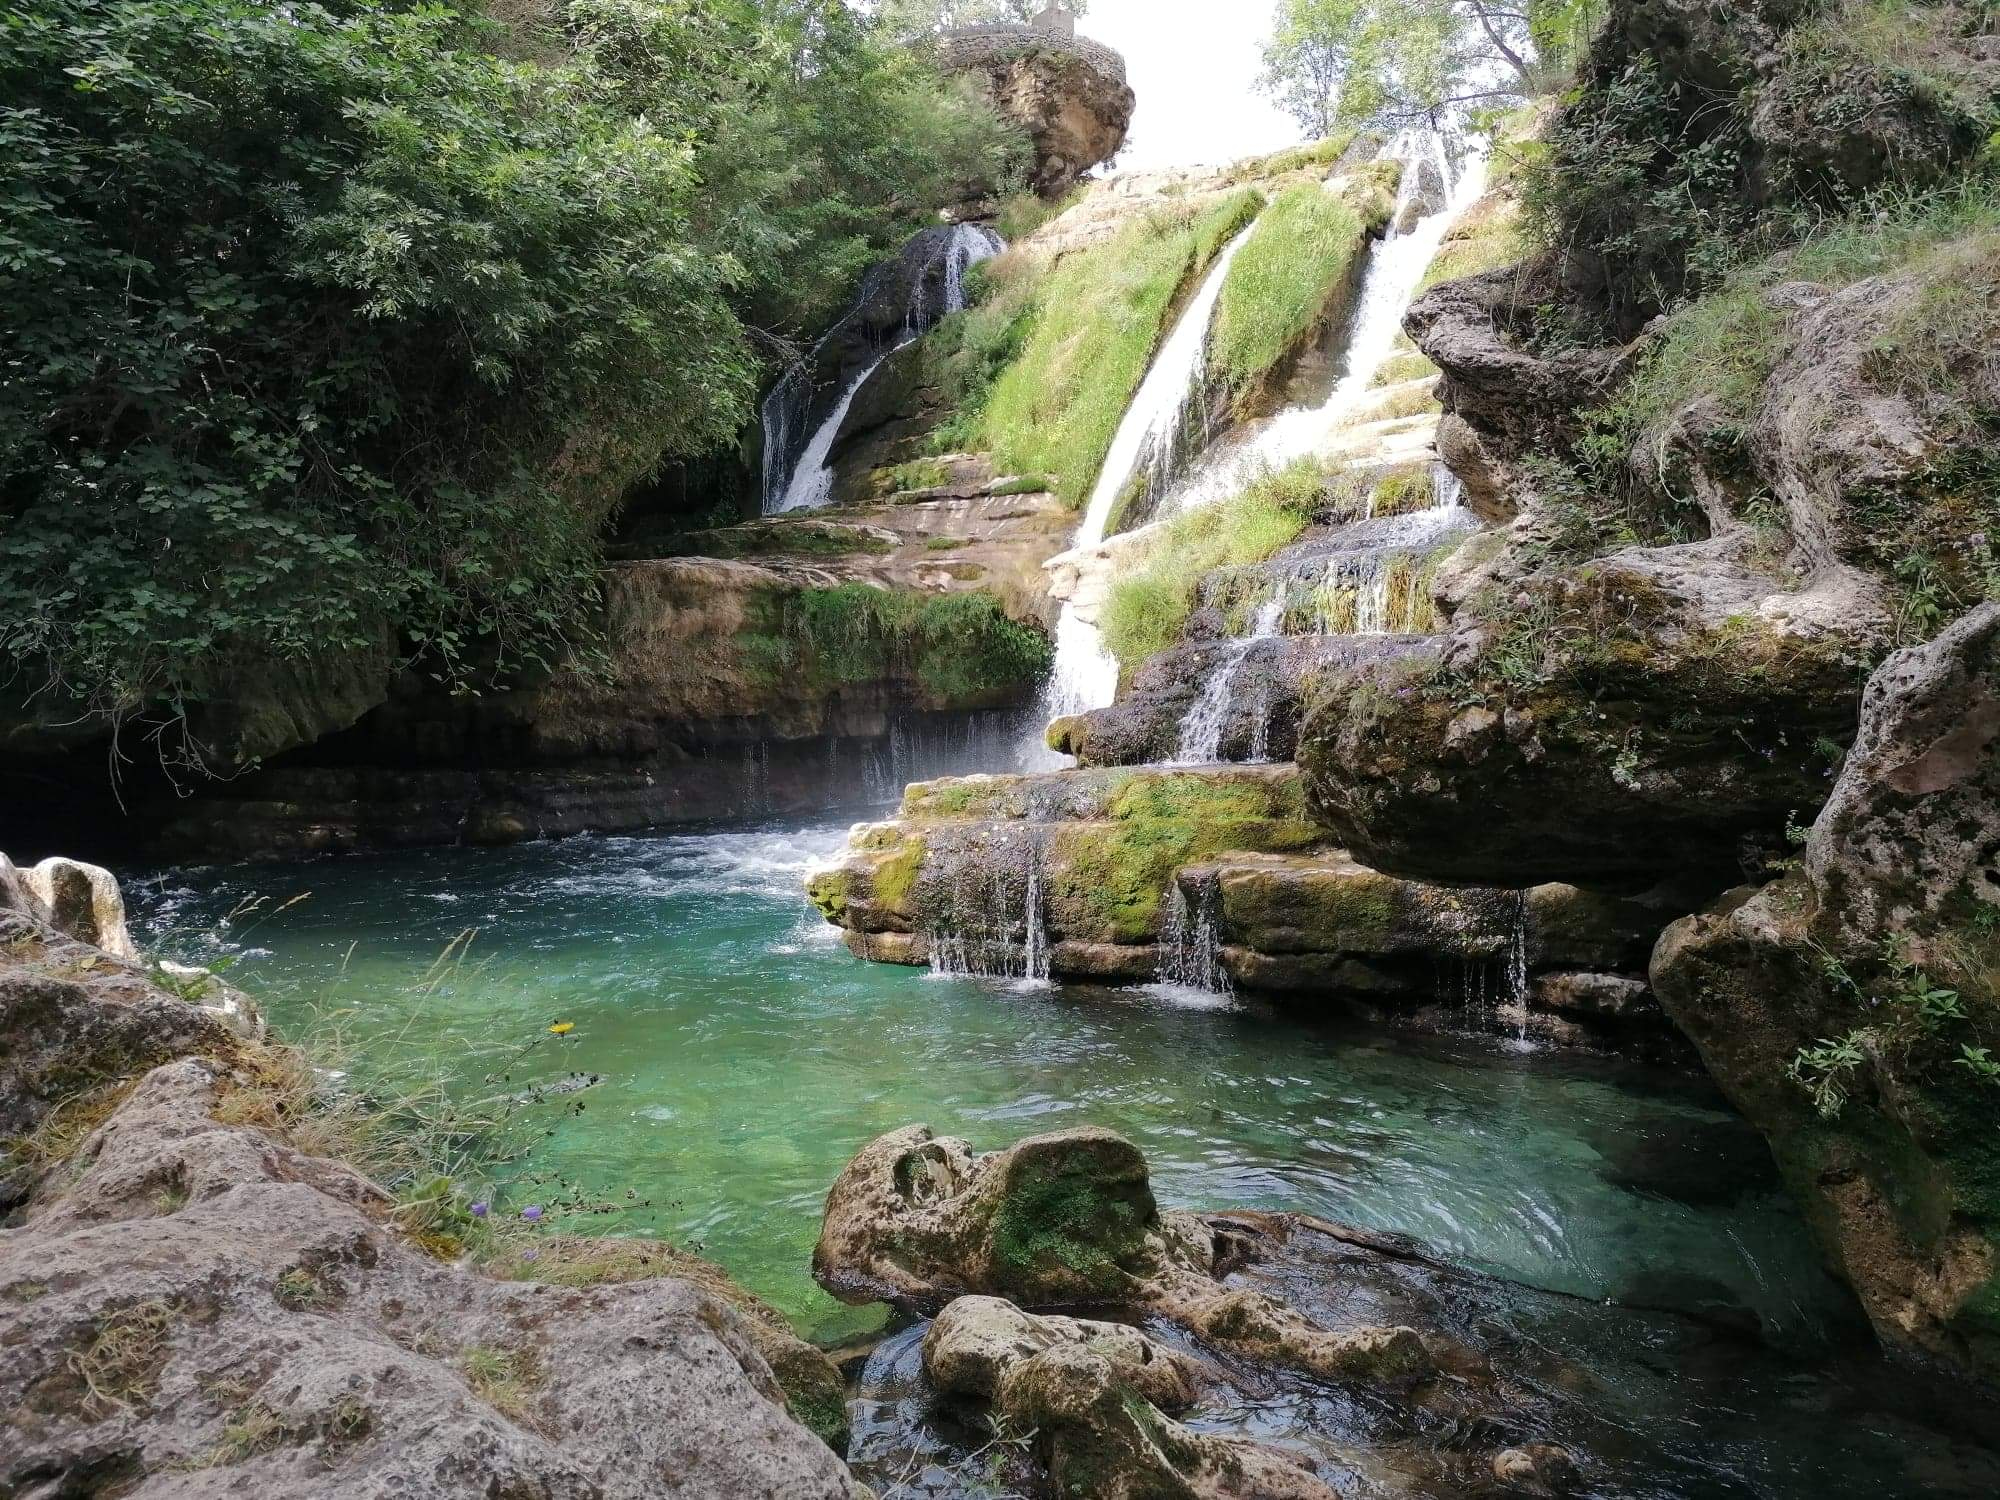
top-left (782, 585), bottom-right (1052, 702)
top-left (1099, 459), bottom-right (1321, 668)
top-left (0, 0), bottom-right (1028, 755)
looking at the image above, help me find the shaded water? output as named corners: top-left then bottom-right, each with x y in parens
top-left (138, 813), bottom-right (1848, 1356)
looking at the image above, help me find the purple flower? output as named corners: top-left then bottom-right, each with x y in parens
top-left (520, 1205), bottom-right (543, 1223)
top-left (521, 1250), bottom-right (539, 1263)
top-left (469, 1201), bottom-right (489, 1219)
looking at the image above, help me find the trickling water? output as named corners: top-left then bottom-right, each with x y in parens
top-left (1025, 227), bottom-right (1259, 765)
top-left (1172, 601), bottom-right (1282, 764)
top-left (1507, 889), bottom-right (1533, 1045)
top-left (925, 829), bottom-right (1051, 987)
top-left (1153, 877), bottom-right (1233, 1003)
top-left (763, 225), bottom-right (1003, 515)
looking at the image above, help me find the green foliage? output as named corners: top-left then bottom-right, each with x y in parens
top-left (963, 189), bottom-right (1265, 505)
top-left (1224, 131), bottom-right (1363, 183)
top-left (780, 584), bottom-right (1051, 703)
top-left (1790, 1031), bottom-right (1870, 1119)
top-left (0, 0), bottom-right (1025, 753)
top-left (1258, 1), bottom-right (1577, 138)
top-left (876, 0), bottom-right (1089, 38)
top-left (1208, 184), bottom-right (1369, 400)
top-left (1099, 459), bottom-right (1321, 668)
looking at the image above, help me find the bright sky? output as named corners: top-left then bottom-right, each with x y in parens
top-left (1081, 0), bottom-right (1300, 171)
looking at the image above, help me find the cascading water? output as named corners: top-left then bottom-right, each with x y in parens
top-left (762, 225), bottom-right (1004, 516)
top-left (1159, 132), bottom-right (1491, 519)
top-left (1026, 225), bottom-right (1258, 764)
top-left (1153, 877), bottom-right (1233, 1004)
top-left (925, 827), bottom-right (1052, 987)
top-left (1172, 601), bottom-right (1282, 764)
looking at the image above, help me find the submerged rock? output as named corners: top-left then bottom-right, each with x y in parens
top-left (1652, 604), bottom-right (2000, 1385)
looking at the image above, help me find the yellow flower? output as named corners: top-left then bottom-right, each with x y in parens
top-left (548, 1022), bottom-right (575, 1036)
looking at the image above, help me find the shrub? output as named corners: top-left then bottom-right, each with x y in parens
top-left (781, 585), bottom-right (1052, 702)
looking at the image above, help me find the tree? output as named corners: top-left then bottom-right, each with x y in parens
top-left (874, 0), bottom-right (1089, 39)
top-left (1259, 0), bottom-right (1600, 138)
top-left (0, 0), bottom-right (1026, 757)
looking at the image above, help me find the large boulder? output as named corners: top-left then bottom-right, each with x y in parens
top-left (1651, 604), bottom-right (2000, 1385)
top-left (813, 1124), bottom-right (1432, 1389)
top-left (939, 40), bottom-right (1134, 197)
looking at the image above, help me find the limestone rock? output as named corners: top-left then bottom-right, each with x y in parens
top-left (1651, 605), bottom-right (2000, 1385)
top-left (0, 1063), bottom-right (865, 1498)
top-left (941, 44), bottom-right (1134, 197)
top-left (0, 920), bottom-right (863, 1494)
top-left (921, 1295), bottom-right (1199, 1409)
top-left (994, 1343), bottom-right (1337, 1500)
top-left (10, 856), bottom-right (138, 961)
top-left (814, 1124), bottom-right (1432, 1391)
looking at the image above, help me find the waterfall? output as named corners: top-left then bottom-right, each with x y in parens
top-left (763, 225), bottom-right (1004, 516)
top-left (1158, 132), bottom-right (1492, 520)
top-left (1172, 601), bottom-right (1282, 764)
top-left (1506, 890), bottom-right (1532, 1045)
top-left (1026, 225), bottom-right (1258, 764)
top-left (926, 828), bottom-right (1051, 987)
top-left (1155, 878), bottom-right (1233, 1002)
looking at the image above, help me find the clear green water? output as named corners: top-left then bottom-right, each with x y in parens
top-left (134, 812), bottom-right (1852, 1349)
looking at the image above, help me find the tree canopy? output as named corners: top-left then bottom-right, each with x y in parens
top-left (0, 0), bottom-right (1024, 754)
top-left (1259, 0), bottom-right (1601, 137)
top-left (875, 0), bottom-right (1088, 38)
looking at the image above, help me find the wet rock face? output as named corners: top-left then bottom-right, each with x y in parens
top-left (1058, 635), bottom-right (1431, 769)
top-left (0, 887), bottom-right (861, 1495)
top-left (1652, 605), bottom-right (2000, 1385)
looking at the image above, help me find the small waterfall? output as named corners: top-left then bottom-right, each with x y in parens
top-left (1029, 226), bottom-right (1258, 762)
top-left (1506, 890), bottom-right (1532, 1044)
top-left (1172, 601), bottom-right (1282, 764)
top-left (926, 829), bottom-right (1051, 986)
top-left (1157, 132), bottom-right (1492, 520)
top-left (763, 225), bottom-right (1004, 515)
top-left (1155, 878), bottom-right (1233, 1001)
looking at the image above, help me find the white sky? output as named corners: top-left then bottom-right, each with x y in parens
top-left (1081, 0), bottom-right (1299, 171)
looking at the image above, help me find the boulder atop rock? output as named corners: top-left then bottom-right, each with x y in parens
top-left (935, 26), bottom-right (1134, 196)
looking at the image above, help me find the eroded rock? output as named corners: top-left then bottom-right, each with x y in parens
top-left (814, 1124), bottom-right (1433, 1392)
top-left (1651, 604), bottom-right (2000, 1384)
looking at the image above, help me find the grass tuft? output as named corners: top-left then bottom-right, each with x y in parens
top-left (1208, 184), bottom-right (1370, 405)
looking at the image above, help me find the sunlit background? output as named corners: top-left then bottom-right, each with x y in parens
top-left (1071, 0), bottom-right (1300, 170)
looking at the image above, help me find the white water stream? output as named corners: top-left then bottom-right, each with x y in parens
top-left (764, 225), bottom-right (1003, 515)
top-left (1021, 225), bottom-right (1257, 764)
top-left (1164, 132), bottom-right (1488, 517)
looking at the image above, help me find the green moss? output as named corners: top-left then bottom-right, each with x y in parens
top-left (989, 1156), bottom-right (1149, 1296)
top-left (922, 536), bottom-right (968, 552)
top-left (667, 522), bottom-right (892, 560)
top-left (968, 189), bottom-right (1266, 506)
top-left (779, 585), bottom-right (1051, 704)
top-left (878, 458), bottom-right (951, 495)
top-left (1208, 183), bottom-right (1368, 403)
top-left (1050, 771), bottom-right (1318, 943)
top-left (871, 835), bottom-right (925, 913)
top-left (986, 473), bottom-right (1051, 496)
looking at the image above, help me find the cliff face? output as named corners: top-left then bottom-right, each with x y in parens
top-left (1295, 0), bottom-right (2000, 1382)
